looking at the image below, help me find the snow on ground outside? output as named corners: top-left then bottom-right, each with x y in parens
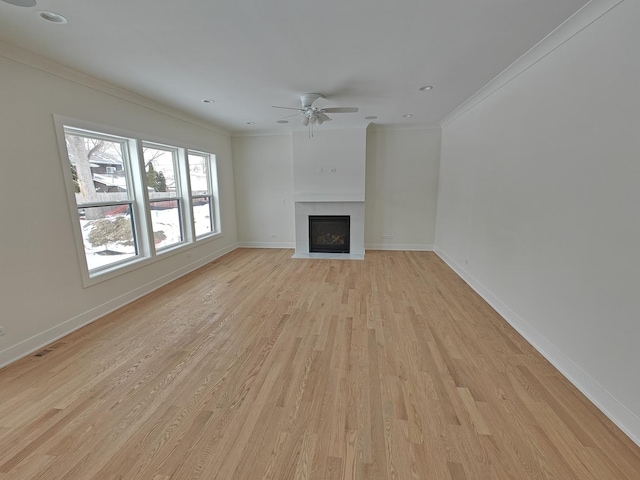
top-left (80, 204), bottom-right (212, 271)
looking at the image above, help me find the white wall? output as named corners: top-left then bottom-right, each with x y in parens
top-left (231, 127), bottom-right (442, 251)
top-left (365, 127), bottom-right (440, 250)
top-left (292, 128), bottom-right (366, 201)
top-left (435, 0), bottom-right (640, 444)
top-left (0, 45), bottom-right (238, 367)
top-left (231, 134), bottom-right (295, 247)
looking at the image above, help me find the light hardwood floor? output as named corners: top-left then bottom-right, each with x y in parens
top-left (0, 249), bottom-right (639, 479)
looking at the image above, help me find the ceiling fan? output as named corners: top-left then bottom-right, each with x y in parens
top-left (272, 93), bottom-right (358, 129)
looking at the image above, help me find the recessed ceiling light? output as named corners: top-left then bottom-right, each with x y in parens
top-left (403, 114), bottom-right (413, 118)
top-left (39, 11), bottom-right (67, 23)
top-left (246, 122), bottom-right (255, 125)
top-left (202, 99), bottom-right (215, 103)
top-left (2, 0), bottom-right (37, 6)
top-left (276, 120), bottom-right (289, 124)
top-left (419, 86), bottom-right (434, 91)
top-left (364, 116), bottom-right (378, 120)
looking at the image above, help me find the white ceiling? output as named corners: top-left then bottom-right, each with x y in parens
top-left (0, 0), bottom-right (589, 133)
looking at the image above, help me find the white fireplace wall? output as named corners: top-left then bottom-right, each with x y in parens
top-left (293, 128), bottom-right (366, 202)
top-left (292, 127), bottom-right (367, 255)
top-left (232, 126), bottom-right (441, 251)
top-left (295, 202), bottom-right (365, 255)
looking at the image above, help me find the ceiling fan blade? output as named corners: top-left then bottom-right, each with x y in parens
top-left (311, 96), bottom-right (328, 109)
top-left (322, 107), bottom-right (359, 113)
top-left (279, 112), bottom-right (302, 119)
top-left (272, 106), bottom-right (302, 111)
top-left (317, 113), bottom-right (332, 122)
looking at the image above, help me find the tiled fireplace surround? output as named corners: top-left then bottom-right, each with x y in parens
top-left (293, 201), bottom-right (365, 260)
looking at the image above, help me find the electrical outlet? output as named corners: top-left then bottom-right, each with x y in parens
top-left (381, 234), bottom-right (393, 239)
top-left (0, 326), bottom-right (5, 336)
top-left (186, 252), bottom-right (192, 260)
top-left (271, 234), bottom-right (277, 238)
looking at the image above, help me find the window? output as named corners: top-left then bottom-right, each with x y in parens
top-left (188, 151), bottom-right (219, 237)
top-left (57, 118), bottom-right (221, 284)
top-left (143, 143), bottom-right (183, 250)
top-left (65, 129), bottom-right (139, 271)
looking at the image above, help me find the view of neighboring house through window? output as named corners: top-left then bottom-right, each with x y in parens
top-left (58, 120), bottom-right (221, 284)
top-left (65, 129), bottom-right (138, 271)
top-left (143, 143), bottom-right (183, 250)
top-left (188, 151), bottom-right (216, 237)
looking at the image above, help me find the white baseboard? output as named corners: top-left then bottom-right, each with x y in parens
top-left (434, 247), bottom-right (640, 448)
top-left (0, 242), bottom-right (239, 370)
top-left (238, 242), bottom-right (295, 249)
top-left (365, 243), bottom-right (434, 251)
top-left (239, 242), bottom-right (434, 253)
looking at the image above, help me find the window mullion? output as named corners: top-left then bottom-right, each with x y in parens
top-left (178, 147), bottom-right (196, 243)
top-left (130, 138), bottom-right (156, 257)
top-left (209, 156), bottom-right (220, 234)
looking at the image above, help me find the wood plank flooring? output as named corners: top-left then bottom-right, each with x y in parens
top-left (0, 249), bottom-right (639, 479)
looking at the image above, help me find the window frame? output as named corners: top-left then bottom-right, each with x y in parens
top-left (54, 115), bottom-right (222, 287)
top-left (141, 142), bottom-right (185, 252)
top-left (187, 150), bottom-right (220, 239)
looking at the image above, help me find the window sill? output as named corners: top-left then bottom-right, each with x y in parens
top-left (82, 231), bottom-right (224, 288)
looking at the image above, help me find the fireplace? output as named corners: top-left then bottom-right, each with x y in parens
top-left (309, 215), bottom-right (350, 253)
top-left (294, 202), bottom-right (364, 259)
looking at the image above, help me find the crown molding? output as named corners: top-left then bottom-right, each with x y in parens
top-left (0, 40), bottom-right (231, 138)
top-left (231, 123), bottom-right (441, 138)
top-left (291, 125), bottom-right (370, 133)
top-left (367, 123), bottom-right (441, 132)
top-left (231, 124), bottom-right (372, 137)
top-left (440, 0), bottom-right (625, 127)
top-left (231, 130), bottom-right (294, 138)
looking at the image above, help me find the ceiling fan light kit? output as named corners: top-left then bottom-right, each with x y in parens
top-left (272, 93), bottom-right (358, 136)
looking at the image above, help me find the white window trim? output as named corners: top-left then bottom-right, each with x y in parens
top-left (187, 149), bottom-right (221, 240)
top-left (141, 142), bottom-right (185, 253)
top-left (53, 115), bottom-right (223, 288)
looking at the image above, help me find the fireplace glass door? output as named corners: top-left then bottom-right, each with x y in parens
top-left (308, 216), bottom-right (350, 253)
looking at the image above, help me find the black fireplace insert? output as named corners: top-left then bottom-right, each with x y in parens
top-left (309, 215), bottom-right (350, 253)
